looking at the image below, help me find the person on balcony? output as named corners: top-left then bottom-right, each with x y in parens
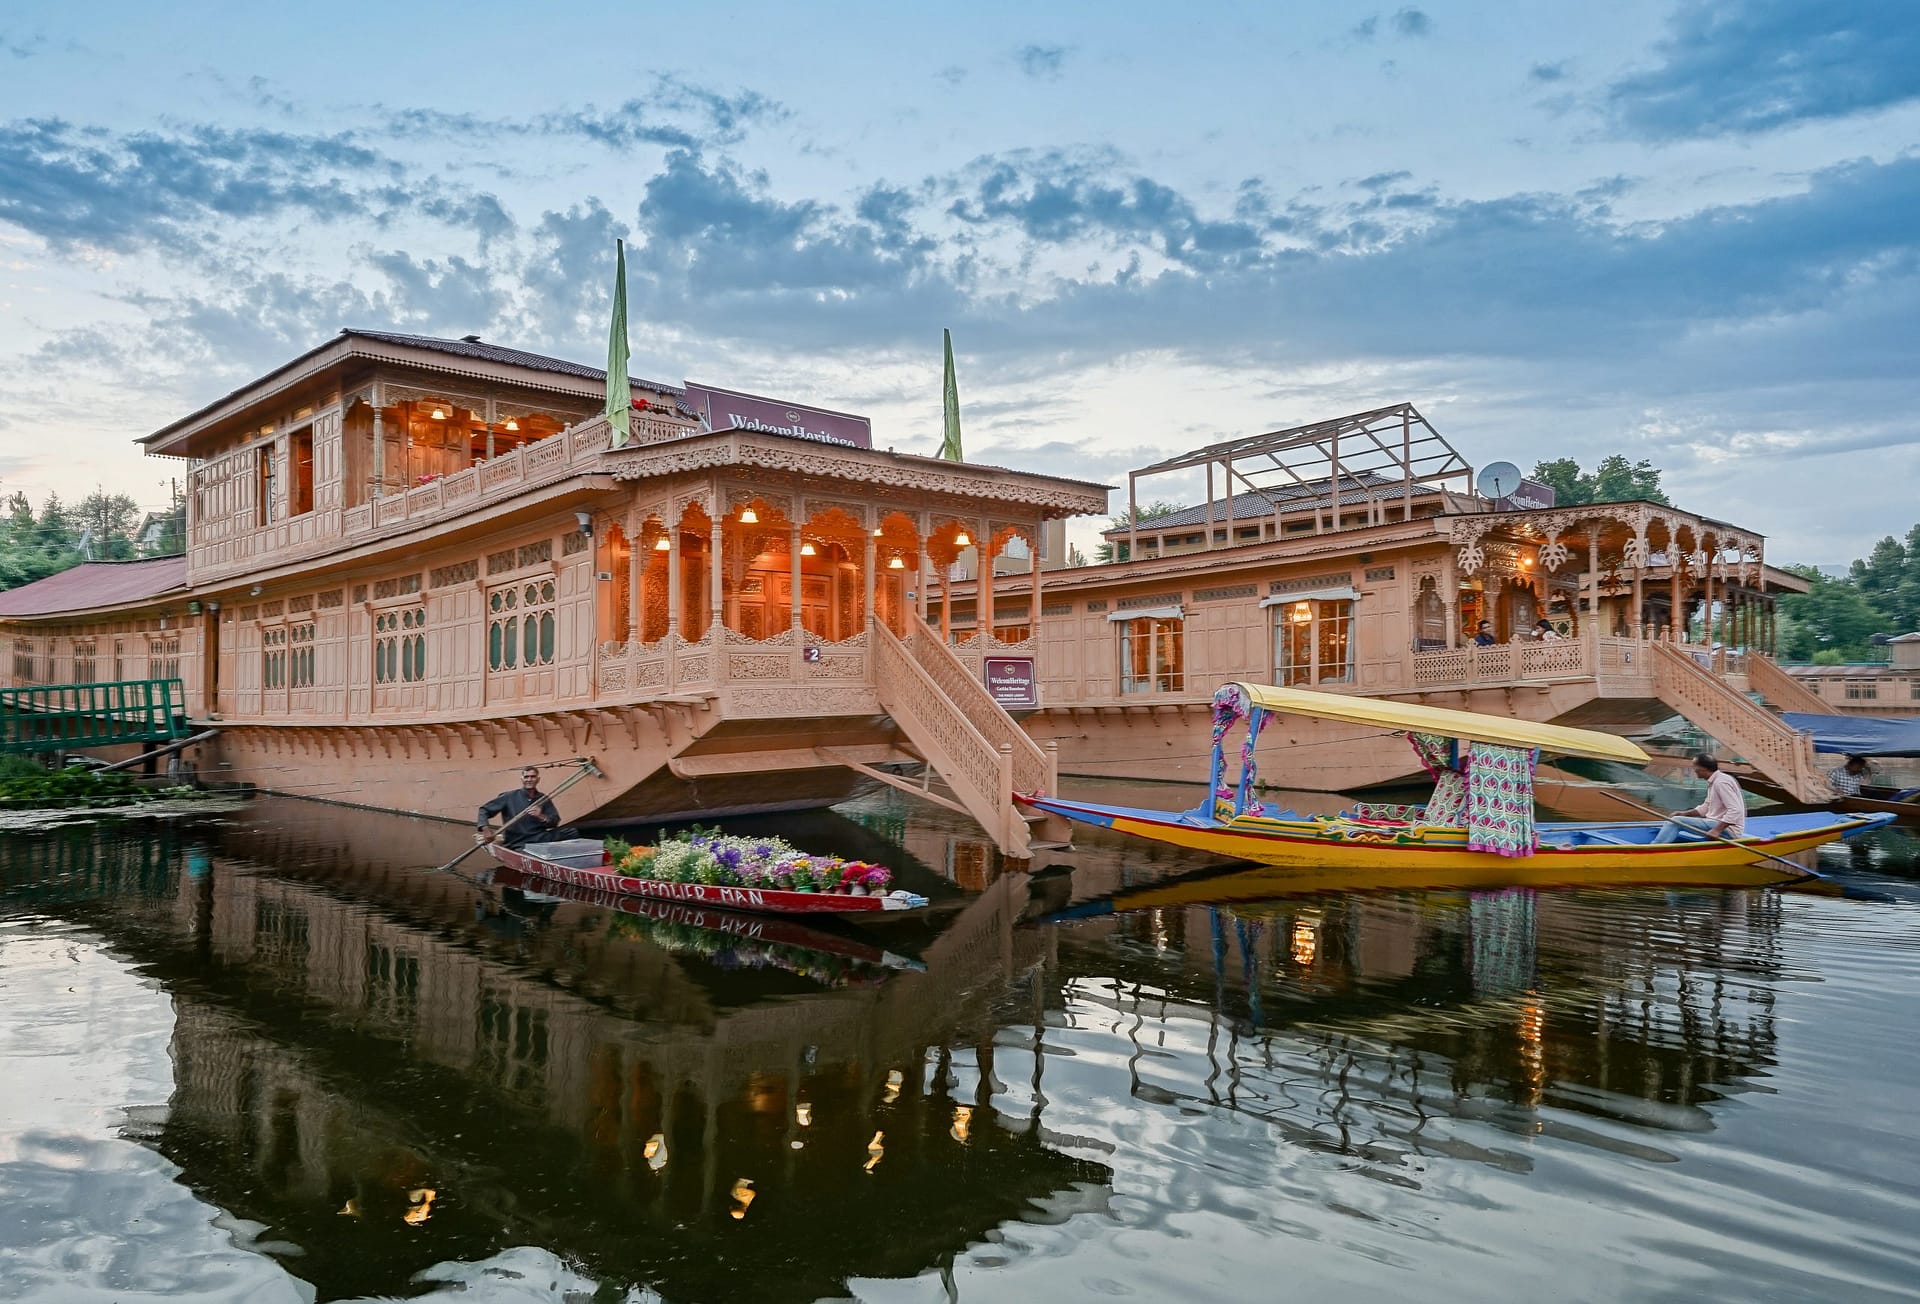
top-left (1472, 620), bottom-right (1497, 647)
top-left (1827, 755), bottom-right (1870, 798)
top-left (1652, 754), bottom-right (1747, 843)
top-left (477, 766), bottom-right (566, 848)
top-left (1532, 619), bottom-right (1563, 642)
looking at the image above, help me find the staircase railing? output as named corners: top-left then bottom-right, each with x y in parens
top-left (1745, 652), bottom-right (1833, 716)
top-left (870, 618), bottom-right (1030, 856)
top-left (1650, 642), bottom-right (1824, 801)
top-left (904, 613), bottom-right (1054, 796)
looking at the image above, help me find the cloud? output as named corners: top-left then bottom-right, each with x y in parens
top-left (1014, 44), bottom-right (1070, 79)
top-left (3, 32), bottom-right (44, 58)
top-left (936, 65), bottom-right (967, 88)
top-left (0, 118), bottom-right (403, 251)
top-left (378, 75), bottom-right (783, 152)
top-left (1530, 61), bottom-right (1569, 83)
top-left (1391, 8), bottom-right (1432, 37)
top-left (1607, 0), bottom-right (1920, 138)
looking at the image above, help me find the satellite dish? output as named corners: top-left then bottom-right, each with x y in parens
top-left (1477, 461), bottom-right (1524, 500)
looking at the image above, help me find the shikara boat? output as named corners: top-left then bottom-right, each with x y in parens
top-left (1739, 710), bottom-right (1920, 829)
top-left (487, 861), bottom-right (925, 975)
top-left (1015, 683), bottom-right (1893, 887)
top-left (485, 840), bottom-right (932, 918)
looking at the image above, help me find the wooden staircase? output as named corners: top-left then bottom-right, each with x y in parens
top-left (850, 615), bottom-right (1069, 858)
top-left (1650, 642), bottom-right (1826, 801)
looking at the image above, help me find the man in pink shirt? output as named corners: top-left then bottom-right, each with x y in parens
top-left (1652, 753), bottom-right (1747, 843)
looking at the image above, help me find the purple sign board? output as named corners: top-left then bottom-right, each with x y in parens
top-left (684, 382), bottom-right (873, 449)
top-left (984, 656), bottom-right (1038, 710)
top-left (1495, 478), bottom-right (1558, 512)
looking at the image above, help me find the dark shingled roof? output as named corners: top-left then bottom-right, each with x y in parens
top-left (1103, 474), bottom-right (1446, 536)
top-left (343, 330), bottom-right (698, 416)
top-left (0, 556), bottom-right (188, 618)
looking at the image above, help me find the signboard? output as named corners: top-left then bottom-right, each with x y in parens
top-left (983, 656), bottom-right (1038, 710)
top-left (683, 382), bottom-right (872, 449)
top-left (1494, 478), bottom-right (1557, 512)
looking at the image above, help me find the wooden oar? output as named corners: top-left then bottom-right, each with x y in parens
top-left (1593, 788), bottom-right (1830, 886)
top-left (434, 758), bottom-right (602, 876)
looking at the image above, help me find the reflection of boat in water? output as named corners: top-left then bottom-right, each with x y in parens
top-left (488, 862), bottom-right (924, 984)
top-left (486, 839), bottom-right (932, 918)
top-left (1020, 683), bottom-right (1892, 887)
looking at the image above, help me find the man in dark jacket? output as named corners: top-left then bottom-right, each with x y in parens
top-left (477, 767), bottom-right (562, 848)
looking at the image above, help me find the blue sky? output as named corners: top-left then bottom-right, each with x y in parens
top-left (1, 0), bottom-right (1916, 562)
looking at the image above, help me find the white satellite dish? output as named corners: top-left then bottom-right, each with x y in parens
top-left (1476, 461), bottom-right (1524, 500)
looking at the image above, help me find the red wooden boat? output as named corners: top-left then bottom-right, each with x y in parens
top-left (484, 840), bottom-right (932, 918)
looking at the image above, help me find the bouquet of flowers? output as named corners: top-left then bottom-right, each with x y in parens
top-left (602, 829), bottom-right (893, 894)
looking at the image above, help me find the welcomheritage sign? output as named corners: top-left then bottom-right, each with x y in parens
top-left (983, 656), bottom-right (1038, 710)
top-left (1494, 478), bottom-right (1558, 512)
top-left (684, 382), bottom-right (873, 449)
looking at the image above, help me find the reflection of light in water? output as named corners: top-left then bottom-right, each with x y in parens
top-left (950, 1105), bottom-right (972, 1143)
top-left (795, 1101), bottom-right (812, 1127)
top-left (644, 1132), bottom-right (668, 1171)
top-left (882, 1069), bottom-right (903, 1104)
top-left (337, 1199), bottom-right (360, 1218)
top-left (730, 1177), bottom-right (756, 1219)
top-left (1150, 910), bottom-right (1168, 953)
top-left (1290, 915), bottom-right (1320, 966)
top-left (404, 1188), bottom-right (436, 1225)
top-left (864, 1130), bottom-right (885, 1172)
top-left (1519, 996), bottom-right (1546, 1111)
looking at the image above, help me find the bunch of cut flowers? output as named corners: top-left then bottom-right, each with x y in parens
top-left (603, 828), bottom-right (893, 894)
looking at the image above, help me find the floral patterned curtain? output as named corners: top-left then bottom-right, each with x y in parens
top-left (1462, 743), bottom-right (1538, 857)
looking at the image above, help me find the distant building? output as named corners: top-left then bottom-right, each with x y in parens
top-left (1785, 632), bottom-right (1920, 714)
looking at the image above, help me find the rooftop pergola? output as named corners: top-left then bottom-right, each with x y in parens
top-left (1125, 402), bottom-right (1474, 556)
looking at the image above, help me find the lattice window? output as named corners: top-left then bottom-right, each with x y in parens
top-left (373, 574), bottom-right (422, 600)
top-left (487, 578), bottom-right (556, 672)
top-left (486, 548), bottom-right (517, 575)
top-left (71, 640), bottom-right (97, 683)
top-left (561, 530), bottom-right (589, 556)
top-left (289, 594), bottom-right (313, 613)
top-left (1845, 681), bottom-right (1878, 700)
top-left (150, 636), bottom-right (180, 681)
top-left (375, 607), bottom-right (427, 684)
top-left (518, 540), bottom-right (553, 569)
top-left (262, 626), bottom-right (288, 690)
top-left (261, 599), bottom-right (284, 617)
top-left (238, 605), bottom-right (259, 622)
top-left (430, 559), bottom-right (479, 587)
top-left (13, 639), bottom-right (35, 683)
top-left (351, 584), bottom-right (368, 604)
top-left (289, 623), bottom-right (316, 688)
top-left (1274, 599), bottom-right (1354, 686)
top-left (317, 589), bottom-right (344, 609)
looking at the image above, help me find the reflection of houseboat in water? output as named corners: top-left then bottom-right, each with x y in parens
top-left (0, 805), bottom-right (1792, 1299)
top-left (0, 334), bottom-right (1847, 853)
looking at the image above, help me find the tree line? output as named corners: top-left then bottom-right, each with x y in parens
top-left (0, 487), bottom-right (185, 591)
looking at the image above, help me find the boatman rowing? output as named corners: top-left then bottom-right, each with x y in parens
top-left (1652, 754), bottom-right (1747, 844)
top-left (477, 766), bottom-right (565, 848)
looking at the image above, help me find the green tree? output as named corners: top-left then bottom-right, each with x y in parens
top-left (1775, 565), bottom-right (1889, 661)
top-left (73, 489), bottom-right (142, 560)
top-left (1094, 501), bottom-right (1183, 563)
top-left (1848, 524), bottom-right (1920, 634)
top-left (0, 489), bottom-right (83, 591)
top-left (146, 482), bottom-right (188, 557)
top-left (1527, 456), bottom-right (1671, 507)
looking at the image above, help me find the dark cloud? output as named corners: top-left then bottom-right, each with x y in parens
top-left (379, 76), bottom-right (781, 152)
top-left (1390, 8), bottom-right (1433, 37)
top-left (1607, 0), bottom-right (1920, 138)
top-left (1014, 44), bottom-right (1070, 79)
top-left (3, 32), bottom-right (44, 58)
top-left (1530, 61), bottom-right (1568, 83)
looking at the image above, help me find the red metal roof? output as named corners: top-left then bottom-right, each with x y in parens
top-left (0, 556), bottom-right (188, 618)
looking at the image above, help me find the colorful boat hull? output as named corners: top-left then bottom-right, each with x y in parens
top-left (1016, 795), bottom-right (1893, 890)
top-left (484, 843), bottom-right (926, 916)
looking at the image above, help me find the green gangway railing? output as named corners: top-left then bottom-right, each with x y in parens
top-left (0, 679), bottom-right (188, 755)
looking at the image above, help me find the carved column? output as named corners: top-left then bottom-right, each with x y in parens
top-left (627, 519), bottom-right (644, 643)
top-left (916, 513), bottom-right (930, 625)
top-left (978, 516), bottom-right (995, 642)
top-left (371, 404), bottom-right (386, 498)
top-left (709, 517), bottom-right (725, 636)
top-left (863, 527), bottom-right (877, 635)
top-left (1631, 536), bottom-right (1646, 639)
top-left (1029, 519), bottom-right (1045, 645)
top-left (666, 530), bottom-right (682, 640)
top-left (1441, 549), bottom-right (1459, 647)
top-left (788, 520), bottom-right (803, 632)
top-left (1585, 524), bottom-right (1600, 623)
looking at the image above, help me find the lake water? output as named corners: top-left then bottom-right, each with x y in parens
top-left (2, 789), bottom-right (1918, 1303)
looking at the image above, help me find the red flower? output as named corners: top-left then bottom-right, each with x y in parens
top-left (631, 397), bottom-right (650, 411)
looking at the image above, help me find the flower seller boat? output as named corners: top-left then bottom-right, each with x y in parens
top-left (486, 861), bottom-right (925, 981)
top-left (1014, 683), bottom-right (1894, 888)
top-left (484, 830), bottom-right (932, 917)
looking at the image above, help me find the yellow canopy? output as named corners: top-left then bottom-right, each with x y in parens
top-left (1225, 682), bottom-right (1650, 765)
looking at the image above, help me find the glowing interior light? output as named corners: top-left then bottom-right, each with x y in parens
top-left (800, 542), bottom-right (816, 556)
top-left (888, 556), bottom-right (906, 570)
top-left (739, 507), bottom-right (759, 524)
top-left (654, 536), bottom-right (672, 551)
top-left (504, 418), bottom-right (518, 431)
top-left (953, 530), bottom-right (972, 548)
top-left (430, 408), bottom-right (446, 421)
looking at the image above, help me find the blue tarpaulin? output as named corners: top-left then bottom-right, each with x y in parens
top-left (1781, 712), bottom-right (1920, 758)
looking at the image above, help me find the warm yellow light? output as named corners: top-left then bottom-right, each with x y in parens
top-left (654, 536), bottom-right (672, 552)
top-left (950, 1105), bottom-right (972, 1143)
top-left (1290, 918), bottom-right (1318, 966)
top-left (403, 1188), bottom-right (436, 1225)
top-left (1521, 556), bottom-right (1534, 569)
top-left (872, 526), bottom-right (884, 537)
top-left (882, 1069), bottom-right (904, 1105)
top-left (505, 418), bottom-right (519, 432)
top-left (865, 1131), bottom-right (886, 1172)
top-left (644, 1132), bottom-right (668, 1171)
top-left (430, 407), bottom-right (446, 421)
top-left (739, 507), bottom-right (759, 524)
top-left (730, 1177), bottom-right (756, 1219)
top-left (799, 542), bottom-right (817, 557)
top-left (795, 1101), bottom-right (812, 1127)
top-left (953, 529), bottom-right (972, 548)
top-left (1290, 601), bottom-right (1312, 624)
top-left (337, 1199), bottom-right (361, 1218)
top-left (888, 556), bottom-right (906, 570)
